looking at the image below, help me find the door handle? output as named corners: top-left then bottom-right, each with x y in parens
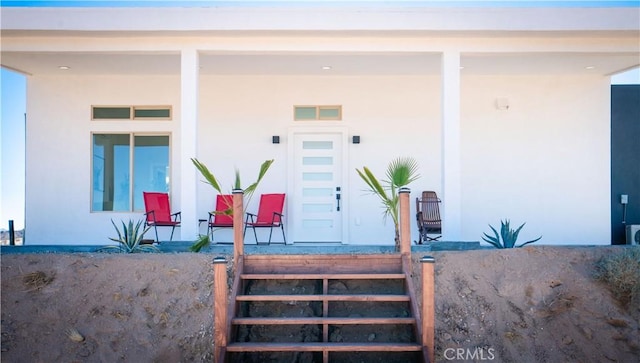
top-left (336, 187), bottom-right (341, 212)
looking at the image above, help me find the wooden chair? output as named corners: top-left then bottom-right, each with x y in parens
top-left (416, 191), bottom-right (442, 244)
top-left (207, 194), bottom-right (234, 244)
top-left (143, 192), bottom-right (181, 242)
top-left (244, 193), bottom-right (286, 245)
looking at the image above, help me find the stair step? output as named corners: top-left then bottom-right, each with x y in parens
top-left (241, 273), bottom-right (406, 280)
top-left (243, 254), bottom-right (403, 274)
top-left (226, 342), bottom-right (423, 352)
top-left (236, 294), bottom-right (411, 302)
top-left (232, 317), bottom-right (415, 325)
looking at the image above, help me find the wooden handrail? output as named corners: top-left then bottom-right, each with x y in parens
top-left (218, 184), bottom-right (435, 363)
top-left (421, 256), bottom-right (436, 363)
top-left (213, 256), bottom-right (228, 363)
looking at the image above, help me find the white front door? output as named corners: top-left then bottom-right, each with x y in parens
top-left (291, 132), bottom-right (344, 243)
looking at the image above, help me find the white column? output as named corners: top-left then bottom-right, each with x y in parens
top-left (441, 51), bottom-right (462, 240)
top-left (180, 48), bottom-right (199, 240)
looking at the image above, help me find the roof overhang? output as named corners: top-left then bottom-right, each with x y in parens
top-left (1, 5), bottom-right (638, 77)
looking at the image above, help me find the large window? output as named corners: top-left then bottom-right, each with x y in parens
top-left (92, 134), bottom-right (170, 212)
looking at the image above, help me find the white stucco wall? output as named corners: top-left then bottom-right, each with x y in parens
top-left (25, 75), bottom-right (181, 244)
top-left (24, 72), bottom-right (610, 245)
top-left (461, 75), bottom-right (611, 245)
top-left (196, 75), bottom-right (441, 245)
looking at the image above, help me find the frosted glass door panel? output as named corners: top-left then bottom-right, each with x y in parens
top-left (303, 141), bottom-right (333, 149)
top-left (303, 157), bottom-right (333, 165)
top-left (292, 133), bottom-right (343, 243)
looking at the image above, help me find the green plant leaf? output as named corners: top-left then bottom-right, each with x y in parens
top-left (357, 167), bottom-right (388, 200)
top-left (356, 157), bottom-right (420, 247)
top-left (190, 158), bottom-right (274, 252)
top-left (233, 168), bottom-right (242, 190)
top-left (190, 234), bottom-right (211, 252)
top-left (511, 222), bottom-right (526, 244)
top-left (105, 219), bottom-right (156, 253)
top-left (482, 224), bottom-right (504, 248)
top-left (244, 159), bottom-right (274, 196)
top-left (517, 236), bottom-right (543, 248)
top-left (386, 157), bottom-right (420, 189)
top-left (191, 158), bottom-right (223, 194)
top-left (111, 219), bottom-right (123, 242)
top-left (500, 220), bottom-right (517, 248)
top-left (483, 219), bottom-right (541, 249)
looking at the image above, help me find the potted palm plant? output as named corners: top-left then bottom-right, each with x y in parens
top-left (356, 157), bottom-right (420, 249)
top-left (189, 158), bottom-right (274, 251)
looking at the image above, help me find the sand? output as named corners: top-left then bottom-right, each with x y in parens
top-left (1, 246), bottom-right (638, 362)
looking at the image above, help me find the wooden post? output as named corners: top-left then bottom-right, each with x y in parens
top-left (399, 187), bottom-right (411, 254)
top-left (421, 256), bottom-right (435, 363)
top-left (232, 189), bottom-right (244, 265)
top-left (213, 256), bottom-right (228, 363)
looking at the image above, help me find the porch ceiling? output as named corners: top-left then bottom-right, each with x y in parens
top-left (1, 50), bottom-right (638, 77)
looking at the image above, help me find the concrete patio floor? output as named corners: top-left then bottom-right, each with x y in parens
top-left (0, 241), bottom-right (482, 254)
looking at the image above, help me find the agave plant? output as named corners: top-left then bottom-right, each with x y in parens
top-left (356, 157), bottom-right (420, 248)
top-left (102, 219), bottom-right (159, 253)
top-left (189, 158), bottom-right (274, 252)
top-left (482, 219), bottom-right (542, 249)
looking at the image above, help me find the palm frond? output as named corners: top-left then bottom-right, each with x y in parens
top-left (190, 158), bottom-right (274, 252)
top-left (357, 167), bottom-right (389, 200)
top-left (190, 234), bottom-right (211, 252)
top-left (385, 157), bottom-right (420, 188)
top-left (191, 158), bottom-right (223, 194)
top-left (244, 159), bottom-right (274, 196)
top-left (356, 157), bottom-right (420, 246)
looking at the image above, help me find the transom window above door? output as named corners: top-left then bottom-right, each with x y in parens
top-left (294, 105), bottom-right (342, 121)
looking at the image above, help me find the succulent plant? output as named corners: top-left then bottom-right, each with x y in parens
top-left (482, 219), bottom-right (542, 249)
top-left (102, 219), bottom-right (159, 253)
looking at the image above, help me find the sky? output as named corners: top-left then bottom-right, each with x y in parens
top-left (0, 69), bottom-right (26, 230)
top-left (0, 0), bottom-right (639, 230)
top-left (1, 0), bottom-right (640, 7)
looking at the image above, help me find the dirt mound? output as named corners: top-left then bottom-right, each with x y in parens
top-left (421, 246), bottom-right (639, 362)
top-left (1, 246), bottom-right (638, 362)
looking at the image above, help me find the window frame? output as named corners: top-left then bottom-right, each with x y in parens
top-left (91, 105), bottom-right (173, 121)
top-left (294, 105), bottom-right (342, 121)
top-left (90, 132), bottom-right (172, 213)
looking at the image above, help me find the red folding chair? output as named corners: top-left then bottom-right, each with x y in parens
top-left (244, 193), bottom-right (286, 245)
top-left (143, 192), bottom-right (181, 242)
top-left (207, 194), bottom-right (234, 244)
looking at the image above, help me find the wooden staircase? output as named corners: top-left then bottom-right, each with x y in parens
top-left (214, 253), bottom-right (434, 363)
